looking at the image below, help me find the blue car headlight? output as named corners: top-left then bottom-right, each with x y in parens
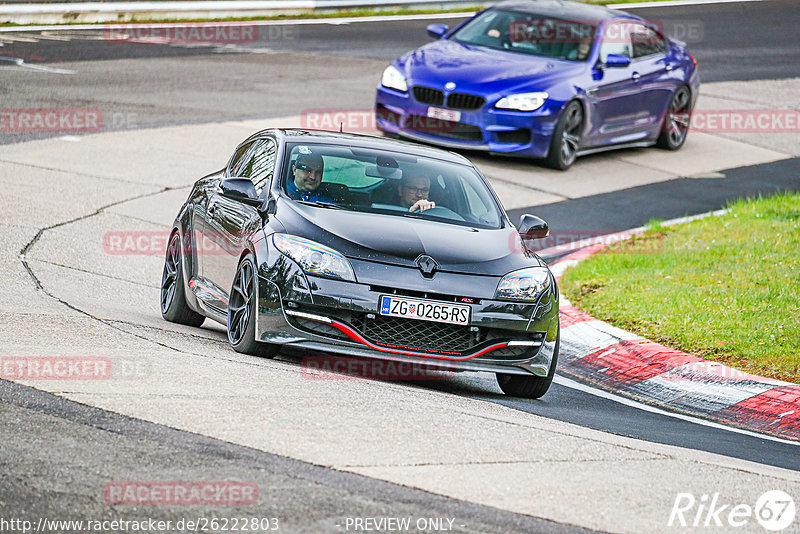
top-left (381, 64), bottom-right (408, 92)
top-left (273, 234), bottom-right (356, 282)
top-left (495, 267), bottom-right (551, 301)
top-left (495, 92), bottom-right (549, 112)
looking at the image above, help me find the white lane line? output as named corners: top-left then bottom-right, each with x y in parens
top-left (0, 57), bottom-right (74, 74)
top-left (554, 374), bottom-right (800, 447)
top-left (0, 12), bottom-right (478, 33)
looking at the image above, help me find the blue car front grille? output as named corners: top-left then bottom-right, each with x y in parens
top-left (446, 92), bottom-right (485, 111)
top-left (412, 86), bottom-right (445, 106)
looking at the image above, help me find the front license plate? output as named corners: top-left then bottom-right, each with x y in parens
top-left (426, 106), bottom-right (461, 122)
top-left (379, 295), bottom-right (470, 326)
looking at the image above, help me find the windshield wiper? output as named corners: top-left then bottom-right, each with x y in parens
top-left (296, 200), bottom-right (346, 210)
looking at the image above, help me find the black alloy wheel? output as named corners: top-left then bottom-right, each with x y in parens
top-left (227, 254), bottom-right (279, 358)
top-left (657, 86), bottom-right (691, 150)
top-left (161, 232), bottom-right (205, 326)
top-left (546, 101), bottom-right (583, 170)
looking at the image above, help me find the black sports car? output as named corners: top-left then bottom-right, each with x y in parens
top-left (160, 129), bottom-right (560, 398)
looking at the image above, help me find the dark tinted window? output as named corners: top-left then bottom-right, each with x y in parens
top-left (632, 24), bottom-right (667, 58)
top-left (228, 141), bottom-right (255, 177)
top-left (247, 138), bottom-right (278, 194)
top-left (451, 9), bottom-right (597, 61)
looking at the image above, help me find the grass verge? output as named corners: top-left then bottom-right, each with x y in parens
top-left (561, 192), bottom-right (800, 383)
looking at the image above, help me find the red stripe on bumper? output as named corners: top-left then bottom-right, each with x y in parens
top-left (330, 320), bottom-right (508, 361)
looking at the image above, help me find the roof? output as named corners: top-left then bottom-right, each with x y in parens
top-left (492, 0), bottom-right (637, 22)
top-left (264, 129), bottom-right (473, 165)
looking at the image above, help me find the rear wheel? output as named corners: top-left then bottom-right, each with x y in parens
top-left (657, 86), bottom-right (691, 150)
top-left (227, 253), bottom-right (279, 358)
top-left (496, 328), bottom-right (560, 399)
top-left (161, 232), bottom-right (205, 327)
top-left (545, 101), bottom-right (583, 170)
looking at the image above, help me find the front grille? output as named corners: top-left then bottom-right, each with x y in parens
top-left (412, 86), bottom-right (445, 106)
top-left (446, 92), bottom-right (486, 111)
top-left (404, 114), bottom-right (483, 142)
top-left (352, 314), bottom-right (476, 353)
top-left (494, 129), bottom-right (532, 145)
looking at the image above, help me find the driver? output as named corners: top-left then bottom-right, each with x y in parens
top-left (287, 151), bottom-right (333, 203)
top-left (397, 174), bottom-right (436, 213)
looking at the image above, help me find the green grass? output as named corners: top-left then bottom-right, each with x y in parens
top-left (561, 192), bottom-right (800, 383)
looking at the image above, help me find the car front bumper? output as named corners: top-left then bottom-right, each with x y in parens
top-left (375, 85), bottom-right (561, 159)
top-left (254, 250), bottom-right (560, 377)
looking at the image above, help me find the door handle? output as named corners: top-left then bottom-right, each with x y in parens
top-left (631, 72), bottom-right (641, 81)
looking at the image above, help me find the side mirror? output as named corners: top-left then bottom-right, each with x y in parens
top-left (221, 177), bottom-right (262, 207)
top-left (603, 54), bottom-right (631, 68)
top-left (518, 214), bottom-right (549, 239)
top-left (427, 24), bottom-right (449, 39)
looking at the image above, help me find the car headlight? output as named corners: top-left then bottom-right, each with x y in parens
top-left (273, 234), bottom-right (356, 282)
top-left (381, 64), bottom-right (408, 92)
top-left (495, 92), bottom-right (548, 112)
top-left (495, 267), bottom-right (551, 301)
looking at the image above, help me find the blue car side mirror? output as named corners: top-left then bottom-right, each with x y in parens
top-left (427, 24), bottom-right (449, 39)
top-left (604, 54), bottom-right (631, 68)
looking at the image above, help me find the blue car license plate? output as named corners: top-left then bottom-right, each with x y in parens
top-left (379, 295), bottom-right (470, 325)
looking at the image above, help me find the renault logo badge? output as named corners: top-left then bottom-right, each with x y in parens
top-left (416, 255), bottom-right (438, 278)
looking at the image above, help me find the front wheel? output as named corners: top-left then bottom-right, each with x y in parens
top-left (496, 328), bottom-right (560, 399)
top-left (227, 253), bottom-right (279, 358)
top-left (545, 101), bottom-right (583, 170)
top-left (657, 86), bottom-right (691, 150)
top-left (160, 231), bottom-right (205, 327)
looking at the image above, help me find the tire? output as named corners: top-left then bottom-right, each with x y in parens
top-left (227, 253), bottom-right (279, 358)
top-left (161, 231), bottom-right (205, 327)
top-left (545, 101), bottom-right (583, 170)
top-left (496, 328), bottom-right (560, 399)
top-left (656, 86), bottom-right (691, 150)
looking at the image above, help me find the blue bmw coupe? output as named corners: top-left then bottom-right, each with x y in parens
top-left (375, 0), bottom-right (699, 170)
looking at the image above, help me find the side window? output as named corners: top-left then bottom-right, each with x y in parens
top-left (248, 138), bottom-right (278, 194)
top-left (599, 22), bottom-right (632, 62)
top-left (228, 141), bottom-right (255, 178)
top-left (632, 24), bottom-right (667, 58)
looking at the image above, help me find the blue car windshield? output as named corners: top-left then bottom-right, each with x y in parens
top-left (451, 9), bottom-right (598, 61)
top-left (282, 143), bottom-right (504, 230)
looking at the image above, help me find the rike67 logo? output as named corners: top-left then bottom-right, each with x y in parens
top-left (669, 491), bottom-right (795, 531)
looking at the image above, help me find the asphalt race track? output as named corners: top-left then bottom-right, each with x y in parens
top-left (1, 1), bottom-right (800, 532)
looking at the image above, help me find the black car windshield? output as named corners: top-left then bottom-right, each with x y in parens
top-left (282, 143), bottom-right (504, 229)
top-left (451, 9), bottom-right (597, 61)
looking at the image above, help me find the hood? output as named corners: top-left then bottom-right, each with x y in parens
top-left (400, 39), bottom-right (586, 96)
top-left (275, 200), bottom-right (543, 277)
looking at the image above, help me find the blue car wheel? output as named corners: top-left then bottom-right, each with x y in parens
top-left (545, 101), bottom-right (583, 170)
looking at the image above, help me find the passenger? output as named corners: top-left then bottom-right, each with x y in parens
top-left (396, 174), bottom-right (436, 213)
top-left (287, 152), bottom-right (333, 202)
